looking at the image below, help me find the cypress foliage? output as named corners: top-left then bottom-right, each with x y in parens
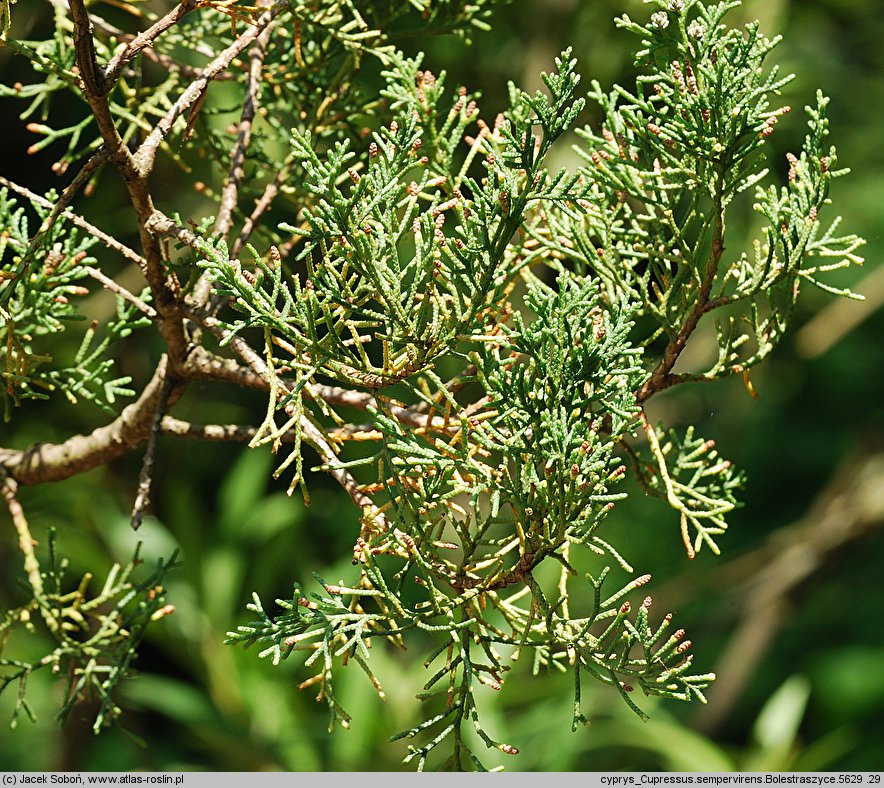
top-left (0, 0), bottom-right (864, 769)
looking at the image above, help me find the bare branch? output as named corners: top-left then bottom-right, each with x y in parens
top-left (182, 346), bottom-right (268, 390)
top-left (144, 210), bottom-right (200, 246)
top-left (0, 175), bottom-right (147, 269)
top-left (187, 1), bottom-right (278, 325)
top-left (213, 6), bottom-right (275, 242)
top-left (161, 417), bottom-right (257, 442)
top-left (161, 417), bottom-right (295, 444)
top-left (182, 345), bottom-right (456, 437)
top-left (91, 12), bottom-right (231, 82)
top-left (83, 266), bottom-right (157, 317)
top-left (230, 166), bottom-right (288, 258)
top-left (101, 2), bottom-right (198, 86)
top-left (0, 471), bottom-right (43, 595)
top-left (67, 0), bottom-right (138, 177)
top-left (636, 206), bottom-right (726, 404)
top-left (0, 357), bottom-right (185, 485)
top-left (133, 2), bottom-right (287, 179)
top-left (67, 0), bottom-right (190, 362)
top-left (130, 376), bottom-right (173, 530)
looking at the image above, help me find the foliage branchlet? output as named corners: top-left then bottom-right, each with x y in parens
top-left (0, 472), bottom-right (177, 733)
top-left (0, 0), bottom-right (864, 769)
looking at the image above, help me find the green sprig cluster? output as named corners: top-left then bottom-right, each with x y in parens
top-left (0, 187), bottom-right (148, 416)
top-left (0, 530), bottom-right (178, 733)
top-left (220, 1), bottom-right (862, 768)
top-left (0, 0), bottom-right (866, 770)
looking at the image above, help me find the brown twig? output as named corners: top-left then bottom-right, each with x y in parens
top-left (83, 266), bottom-right (157, 317)
top-left (636, 200), bottom-right (726, 404)
top-left (133, 2), bottom-right (286, 179)
top-left (0, 337), bottom-right (456, 494)
top-left (212, 3), bottom-right (275, 242)
top-left (101, 2), bottom-right (198, 87)
top-left (188, 1), bottom-right (277, 324)
top-left (130, 376), bottom-right (173, 530)
top-left (0, 357), bottom-right (184, 486)
top-left (160, 417), bottom-right (287, 443)
top-left (67, 0), bottom-right (190, 362)
top-left (13, 148), bottom-right (111, 268)
top-left (230, 166), bottom-right (288, 258)
top-left (182, 345), bottom-right (459, 436)
top-left (90, 12), bottom-right (231, 82)
top-left (67, 0), bottom-right (106, 98)
top-left (1, 470), bottom-right (43, 595)
top-left (68, 0), bottom-right (136, 175)
top-left (0, 175), bottom-right (147, 269)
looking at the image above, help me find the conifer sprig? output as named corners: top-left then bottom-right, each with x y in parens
top-left (0, 0), bottom-right (865, 769)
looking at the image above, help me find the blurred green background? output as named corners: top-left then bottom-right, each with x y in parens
top-left (1, 0), bottom-right (883, 771)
